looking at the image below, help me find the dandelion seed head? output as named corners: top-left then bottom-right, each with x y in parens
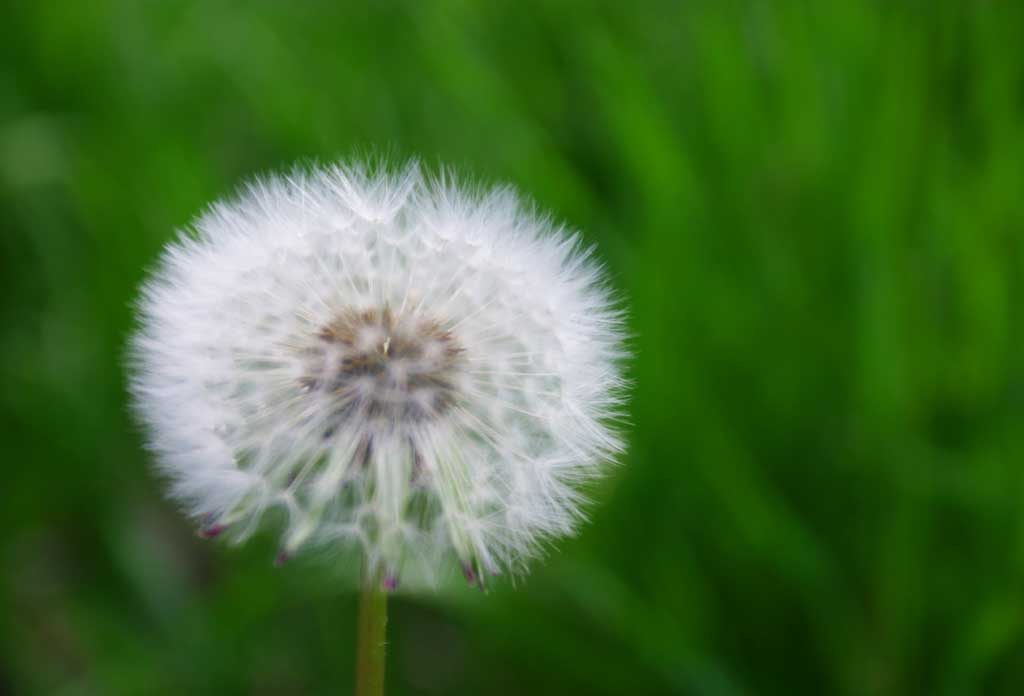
top-left (129, 160), bottom-right (628, 587)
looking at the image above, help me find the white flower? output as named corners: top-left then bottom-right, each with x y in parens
top-left (129, 160), bottom-right (627, 588)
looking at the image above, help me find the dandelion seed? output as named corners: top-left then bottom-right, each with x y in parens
top-left (128, 159), bottom-right (628, 588)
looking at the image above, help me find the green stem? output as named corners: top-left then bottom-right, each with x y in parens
top-left (355, 562), bottom-right (388, 696)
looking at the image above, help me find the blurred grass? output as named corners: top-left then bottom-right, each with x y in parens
top-left (3, 1), bottom-right (1024, 694)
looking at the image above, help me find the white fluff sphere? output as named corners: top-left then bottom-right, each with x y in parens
top-left (129, 161), bottom-right (627, 588)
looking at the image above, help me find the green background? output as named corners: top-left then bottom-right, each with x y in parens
top-left (4, 2), bottom-right (1024, 694)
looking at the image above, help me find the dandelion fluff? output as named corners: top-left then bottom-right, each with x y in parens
top-left (129, 160), bottom-right (627, 588)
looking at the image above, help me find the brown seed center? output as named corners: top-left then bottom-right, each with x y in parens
top-left (301, 307), bottom-right (463, 427)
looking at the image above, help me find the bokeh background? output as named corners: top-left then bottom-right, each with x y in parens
top-left (4, 1), bottom-right (1024, 694)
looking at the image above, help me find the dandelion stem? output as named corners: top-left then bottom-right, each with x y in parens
top-left (355, 560), bottom-right (388, 696)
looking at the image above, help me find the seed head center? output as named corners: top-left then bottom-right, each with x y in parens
top-left (302, 307), bottom-right (463, 426)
